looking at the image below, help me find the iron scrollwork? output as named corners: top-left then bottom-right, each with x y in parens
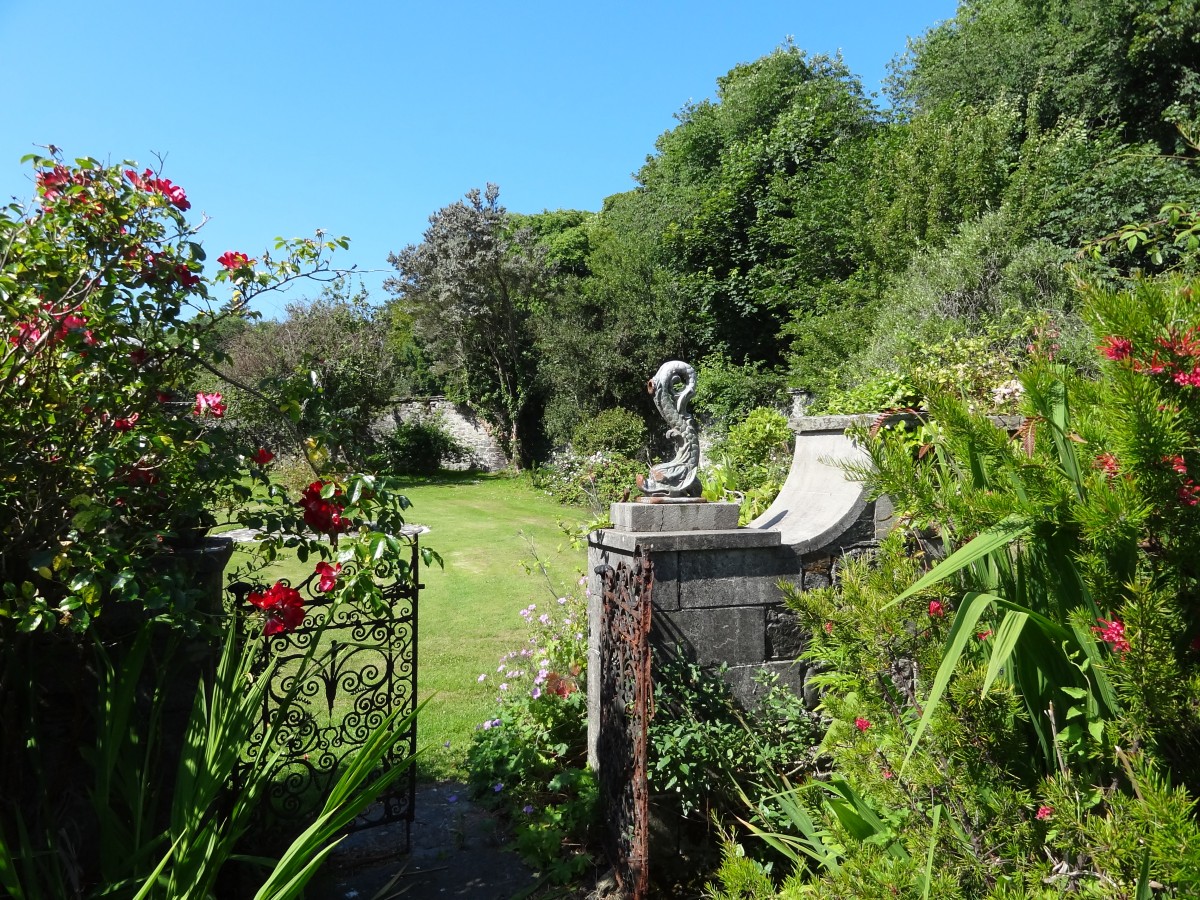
top-left (233, 537), bottom-right (421, 846)
top-left (596, 549), bottom-right (654, 900)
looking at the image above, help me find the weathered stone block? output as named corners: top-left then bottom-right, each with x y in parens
top-left (653, 606), bottom-right (766, 667)
top-left (610, 501), bottom-right (740, 532)
top-left (722, 660), bottom-right (808, 707)
top-left (677, 545), bottom-right (800, 608)
top-left (765, 605), bottom-right (808, 660)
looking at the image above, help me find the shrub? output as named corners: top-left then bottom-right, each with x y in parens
top-left (570, 406), bottom-right (648, 458)
top-left (369, 416), bottom-right (467, 475)
top-left (531, 449), bottom-right (644, 511)
top-left (703, 408), bottom-right (793, 523)
top-left (694, 353), bottom-right (790, 432)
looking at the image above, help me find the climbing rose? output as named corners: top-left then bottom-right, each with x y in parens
top-left (928, 600), bottom-right (946, 618)
top-left (174, 263), bottom-right (200, 289)
top-left (125, 168), bottom-right (190, 210)
top-left (854, 717), bottom-right (871, 732)
top-left (314, 561), bottom-right (342, 593)
top-left (299, 481), bottom-right (352, 535)
top-left (1099, 335), bottom-right (1132, 361)
top-left (247, 582), bottom-right (305, 635)
top-left (111, 412), bottom-right (140, 432)
top-left (1093, 617), bottom-right (1131, 654)
top-left (192, 392), bottom-right (226, 418)
top-left (251, 447), bottom-right (275, 466)
top-left (218, 250), bottom-right (251, 270)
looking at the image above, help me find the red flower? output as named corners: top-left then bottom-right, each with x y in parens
top-left (1094, 452), bottom-right (1120, 478)
top-left (1099, 336), bottom-right (1132, 361)
top-left (823, 621), bottom-right (833, 634)
top-left (1036, 805), bottom-right (1053, 821)
top-left (854, 717), bottom-right (871, 732)
top-left (976, 630), bottom-right (993, 641)
top-left (1189, 635), bottom-right (1200, 652)
top-left (251, 447), bottom-right (275, 466)
top-left (247, 582), bottom-right (305, 635)
top-left (1166, 454), bottom-right (1189, 475)
top-left (126, 168), bottom-right (190, 210)
top-left (192, 392), bottom-right (226, 418)
top-left (299, 481), bottom-right (353, 536)
top-left (218, 250), bottom-right (251, 270)
top-left (315, 561), bottom-right (342, 593)
top-left (174, 263), bottom-right (201, 289)
top-left (112, 412), bottom-right (140, 431)
top-left (928, 600), bottom-right (946, 618)
top-left (544, 672), bottom-right (578, 698)
top-left (1093, 617), bottom-right (1131, 654)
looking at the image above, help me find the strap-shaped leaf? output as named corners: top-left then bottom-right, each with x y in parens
top-left (889, 520), bottom-right (1030, 608)
top-left (903, 591), bottom-right (997, 769)
top-left (981, 609), bottom-right (1028, 695)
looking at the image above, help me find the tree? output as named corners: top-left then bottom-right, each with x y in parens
top-left (385, 185), bottom-right (553, 467)
top-left (216, 280), bottom-right (405, 466)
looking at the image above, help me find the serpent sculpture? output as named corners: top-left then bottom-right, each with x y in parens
top-left (638, 360), bottom-right (702, 498)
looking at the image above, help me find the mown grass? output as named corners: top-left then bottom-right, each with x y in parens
top-left (223, 472), bottom-right (586, 780)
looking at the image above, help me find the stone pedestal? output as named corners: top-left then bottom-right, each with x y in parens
top-left (587, 503), bottom-right (817, 769)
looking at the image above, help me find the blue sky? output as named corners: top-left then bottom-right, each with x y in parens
top-left (1, 1), bottom-right (957, 318)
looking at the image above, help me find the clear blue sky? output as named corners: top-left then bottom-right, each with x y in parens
top-left (1, 1), bottom-right (957, 318)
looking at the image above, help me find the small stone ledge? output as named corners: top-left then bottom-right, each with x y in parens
top-left (591, 528), bottom-right (782, 554)
top-left (611, 501), bottom-right (740, 533)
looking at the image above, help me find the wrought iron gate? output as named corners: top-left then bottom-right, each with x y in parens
top-left (596, 549), bottom-right (654, 900)
top-left (231, 536), bottom-right (421, 847)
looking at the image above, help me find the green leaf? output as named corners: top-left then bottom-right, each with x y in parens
top-left (889, 519), bottom-right (1030, 607)
top-left (981, 609), bottom-right (1027, 695)
top-left (903, 591), bottom-right (997, 769)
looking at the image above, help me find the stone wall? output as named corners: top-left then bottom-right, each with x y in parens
top-left (374, 397), bottom-right (508, 471)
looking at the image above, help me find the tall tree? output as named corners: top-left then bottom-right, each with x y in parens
top-left (385, 185), bottom-right (552, 467)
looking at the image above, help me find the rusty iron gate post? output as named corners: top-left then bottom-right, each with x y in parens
top-left (596, 549), bottom-right (654, 900)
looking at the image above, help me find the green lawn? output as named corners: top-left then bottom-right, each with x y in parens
top-left (224, 472), bottom-right (586, 780)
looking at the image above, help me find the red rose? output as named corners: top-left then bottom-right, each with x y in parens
top-left (247, 582), bottom-right (305, 635)
top-left (314, 561), bottom-right (342, 593)
top-left (251, 447), bottom-right (275, 466)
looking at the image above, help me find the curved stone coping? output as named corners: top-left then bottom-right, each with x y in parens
top-left (747, 414), bottom-right (876, 553)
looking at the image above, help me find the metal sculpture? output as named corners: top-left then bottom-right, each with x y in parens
top-left (639, 360), bottom-right (702, 498)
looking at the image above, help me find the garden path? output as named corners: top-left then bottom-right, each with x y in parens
top-left (311, 781), bottom-right (543, 899)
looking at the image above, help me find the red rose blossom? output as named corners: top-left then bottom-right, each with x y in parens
top-left (247, 582), bottom-right (305, 635)
top-left (314, 561), bottom-right (342, 593)
top-left (192, 392), bottom-right (226, 418)
top-left (218, 250), bottom-right (251, 270)
top-left (251, 447), bottom-right (275, 466)
top-left (300, 481), bottom-right (353, 536)
top-left (112, 412), bottom-right (140, 431)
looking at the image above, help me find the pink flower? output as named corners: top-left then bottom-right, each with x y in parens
top-left (1036, 805), bottom-right (1054, 821)
top-left (1099, 335), bottom-right (1132, 361)
top-left (314, 561), bottom-right (342, 593)
top-left (218, 250), bottom-right (251, 270)
top-left (1166, 455), bottom-right (1189, 475)
top-left (247, 581), bottom-right (305, 635)
top-left (928, 600), bottom-right (946, 618)
top-left (1093, 617), bottom-right (1131, 654)
top-left (251, 447), bottom-right (275, 466)
top-left (854, 717), bottom-right (871, 732)
top-left (823, 621), bottom-right (833, 634)
top-left (192, 392), bottom-right (226, 418)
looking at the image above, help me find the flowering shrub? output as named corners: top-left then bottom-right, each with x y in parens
top-left (465, 582), bottom-right (595, 881)
top-left (712, 275), bottom-right (1200, 897)
top-left (0, 152), bottom-right (352, 633)
top-left (531, 448), bottom-right (643, 511)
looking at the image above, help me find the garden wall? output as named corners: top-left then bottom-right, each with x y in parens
top-left (374, 396), bottom-right (508, 471)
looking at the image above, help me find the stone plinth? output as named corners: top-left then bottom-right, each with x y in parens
top-left (610, 501), bottom-right (740, 533)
